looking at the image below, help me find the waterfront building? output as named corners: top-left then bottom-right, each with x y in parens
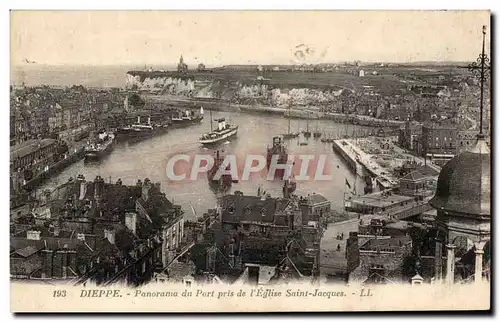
top-left (422, 122), bottom-right (457, 157)
top-left (397, 121), bottom-right (422, 153)
top-left (10, 138), bottom-right (58, 178)
top-left (398, 170), bottom-right (436, 197)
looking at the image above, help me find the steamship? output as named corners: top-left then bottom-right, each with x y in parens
top-left (116, 116), bottom-right (169, 139)
top-left (199, 112), bottom-right (238, 146)
top-left (84, 130), bottom-right (115, 161)
top-left (170, 107), bottom-right (204, 129)
top-left (207, 150), bottom-right (235, 189)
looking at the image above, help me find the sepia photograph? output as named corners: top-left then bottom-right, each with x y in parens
top-left (8, 10), bottom-right (491, 312)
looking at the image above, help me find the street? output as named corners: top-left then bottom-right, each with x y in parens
top-left (320, 218), bottom-right (359, 277)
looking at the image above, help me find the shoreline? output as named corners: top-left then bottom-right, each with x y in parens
top-left (144, 94), bottom-right (404, 128)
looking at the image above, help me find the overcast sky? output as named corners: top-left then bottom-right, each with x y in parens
top-left (10, 11), bottom-right (491, 66)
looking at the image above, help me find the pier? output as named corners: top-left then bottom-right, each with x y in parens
top-left (332, 139), bottom-right (398, 190)
top-left (331, 139), bottom-right (360, 174)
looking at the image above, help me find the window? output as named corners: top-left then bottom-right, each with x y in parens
top-left (436, 137), bottom-right (439, 141)
top-left (185, 281), bottom-right (192, 287)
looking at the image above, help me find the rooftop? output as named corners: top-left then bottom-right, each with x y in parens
top-left (10, 139), bottom-right (57, 160)
top-left (307, 193), bottom-right (330, 205)
top-left (400, 170), bottom-right (426, 182)
top-left (360, 235), bottom-right (412, 250)
top-left (350, 192), bottom-right (414, 209)
top-left (220, 194), bottom-right (290, 224)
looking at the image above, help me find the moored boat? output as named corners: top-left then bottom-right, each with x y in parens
top-left (116, 116), bottom-right (168, 139)
top-left (170, 108), bottom-right (204, 129)
top-left (84, 130), bottom-right (115, 161)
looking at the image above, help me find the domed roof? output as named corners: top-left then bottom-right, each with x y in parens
top-left (429, 136), bottom-right (491, 217)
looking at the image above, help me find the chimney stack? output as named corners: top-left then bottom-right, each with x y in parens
top-left (94, 176), bottom-right (104, 203)
top-left (142, 178), bottom-right (152, 202)
top-left (27, 230), bottom-right (41, 240)
top-left (125, 212), bottom-right (137, 234)
top-left (104, 229), bottom-right (115, 245)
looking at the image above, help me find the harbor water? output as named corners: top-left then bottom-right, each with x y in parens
top-left (38, 111), bottom-right (371, 219)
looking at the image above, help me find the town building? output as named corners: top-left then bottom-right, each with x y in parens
top-left (345, 190), bottom-right (433, 222)
top-left (398, 121), bottom-right (422, 153)
top-left (457, 129), bottom-right (481, 153)
top-left (422, 123), bottom-right (457, 157)
top-left (190, 191), bottom-right (325, 284)
top-left (10, 175), bottom-right (186, 286)
top-left (420, 123), bottom-right (481, 164)
top-left (349, 235), bottom-right (413, 284)
top-left (398, 170), bottom-right (436, 197)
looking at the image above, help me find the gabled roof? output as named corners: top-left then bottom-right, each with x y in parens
top-left (13, 245), bottom-right (41, 258)
top-left (220, 194), bottom-right (287, 224)
top-left (308, 193), bottom-right (329, 205)
top-left (400, 170), bottom-right (426, 182)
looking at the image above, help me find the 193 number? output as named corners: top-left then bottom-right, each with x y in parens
top-left (53, 290), bottom-right (67, 297)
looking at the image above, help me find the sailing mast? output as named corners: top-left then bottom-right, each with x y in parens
top-left (210, 109), bottom-right (213, 132)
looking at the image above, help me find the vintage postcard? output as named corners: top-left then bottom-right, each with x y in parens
top-left (9, 10), bottom-right (491, 312)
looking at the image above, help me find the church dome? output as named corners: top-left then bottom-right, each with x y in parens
top-left (429, 136), bottom-right (491, 217)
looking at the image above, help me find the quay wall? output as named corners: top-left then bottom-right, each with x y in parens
top-left (144, 94), bottom-right (402, 128)
top-left (332, 140), bottom-right (358, 173)
top-left (23, 147), bottom-right (85, 191)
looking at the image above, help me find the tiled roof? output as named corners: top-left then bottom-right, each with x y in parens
top-left (360, 236), bottom-right (412, 250)
top-left (308, 193), bottom-right (329, 205)
top-left (13, 245), bottom-right (41, 258)
top-left (400, 171), bottom-right (426, 182)
top-left (10, 237), bottom-right (45, 253)
top-left (220, 195), bottom-right (284, 224)
top-left (10, 139), bottom-right (57, 160)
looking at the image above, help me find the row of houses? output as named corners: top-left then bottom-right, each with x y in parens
top-left (10, 175), bottom-right (186, 286)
